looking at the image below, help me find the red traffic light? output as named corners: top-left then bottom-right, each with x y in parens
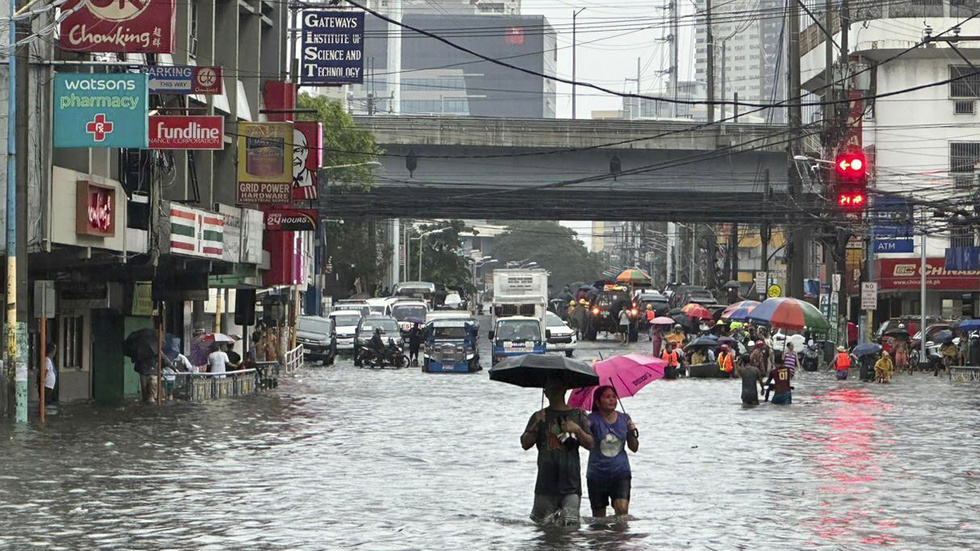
top-left (837, 189), bottom-right (867, 210)
top-left (835, 152), bottom-right (867, 179)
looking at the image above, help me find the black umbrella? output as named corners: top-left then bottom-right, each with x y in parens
top-left (933, 330), bottom-right (954, 344)
top-left (489, 354), bottom-right (599, 389)
top-left (722, 280), bottom-right (740, 289)
top-left (884, 328), bottom-right (910, 339)
top-left (852, 342), bottom-right (882, 358)
top-left (123, 328), bottom-right (160, 362)
top-left (685, 335), bottom-right (720, 350)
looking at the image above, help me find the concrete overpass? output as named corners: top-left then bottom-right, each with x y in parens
top-left (323, 116), bottom-right (797, 222)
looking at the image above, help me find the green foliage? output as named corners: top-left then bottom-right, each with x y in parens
top-left (298, 95), bottom-right (389, 296)
top-left (413, 221), bottom-right (475, 293)
top-left (493, 221), bottom-right (602, 292)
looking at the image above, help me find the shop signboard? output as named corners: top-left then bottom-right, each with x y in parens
top-left (877, 257), bottom-right (980, 290)
top-left (143, 65), bottom-right (222, 94)
top-left (59, 0), bottom-right (176, 53)
top-left (292, 122), bottom-right (322, 200)
top-left (237, 122), bottom-right (293, 204)
top-left (264, 208), bottom-right (318, 231)
top-left (132, 282), bottom-right (154, 316)
top-left (300, 10), bottom-right (365, 84)
top-left (54, 73), bottom-right (148, 148)
top-left (169, 203), bottom-right (224, 260)
top-left (76, 180), bottom-right (116, 237)
top-left (148, 116), bottom-right (224, 150)
top-left (875, 239), bottom-right (914, 254)
top-left (872, 195), bottom-right (914, 237)
top-left (861, 282), bottom-right (878, 310)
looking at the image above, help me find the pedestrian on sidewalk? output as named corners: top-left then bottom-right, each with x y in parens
top-left (618, 308), bottom-right (631, 345)
top-left (586, 386), bottom-right (638, 519)
top-left (829, 346), bottom-right (853, 380)
top-left (521, 376), bottom-right (594, 525)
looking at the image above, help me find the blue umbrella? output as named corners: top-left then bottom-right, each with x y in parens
top-left (852, 342), bottom-right (882, 358)
top-left (957, 319), bottom-right (980, 331)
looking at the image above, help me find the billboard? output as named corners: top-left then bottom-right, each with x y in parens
top-left (170, 203), bottom-right (223, 260)
top-left (59, 0), bottom-right (176, 53)
top-left (877, 257), bottom-right (980, 291)
top-left (293, 122), bottom-right (322, 200)
top-left (143, 66), bottom-right (222, 95)
top-left (54, 73), bottom-right (148, 148)
top-left (149, 116), bottom-right (224, 150)
top-left (237, 122), bottom-right (293, 204)
top-left (300, 10), bottom-right (365, 84)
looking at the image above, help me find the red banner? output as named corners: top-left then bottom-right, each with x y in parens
top-left (59, 0), bottom-right (177, 53)
top-left (292, 122), bottom-right (322, 200)
top-left (877, 257), bottom-right (980, 291)
top-left (148, 116), bottom-right (224, 150)
top-left (264, 208), bottom-right (318, 231)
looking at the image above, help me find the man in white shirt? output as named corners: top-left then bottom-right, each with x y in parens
top-left (43, 343), bottom-right (57, 403)
top-left (207, 344), bottom-right (238, 375)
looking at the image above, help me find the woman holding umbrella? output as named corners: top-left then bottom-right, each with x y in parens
top-left (586, 386), bottom-right (638, 519)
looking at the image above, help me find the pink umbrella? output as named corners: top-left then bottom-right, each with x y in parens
top-left (652, 316), bottom-right (675, 325)
top-left (568, 354), bottom-right (666, 411)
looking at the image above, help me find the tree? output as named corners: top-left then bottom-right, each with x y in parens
top-left (413, 220), bottom-right (475, 293)
top-left (493, 221), bottom-right (602, 292)
top-left (297, 95), bottom-right (389, 297)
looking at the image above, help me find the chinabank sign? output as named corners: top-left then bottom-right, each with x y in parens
top-left (53, 74), bottom-right (149, 148)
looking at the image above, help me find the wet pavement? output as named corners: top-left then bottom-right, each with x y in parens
top-left (3, 328), bottom-right (980, 550)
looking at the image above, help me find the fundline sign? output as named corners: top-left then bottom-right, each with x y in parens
top-left (149, 116), bottom-right (224, 150)
top-left (300, 10), bottom-right (365, 85)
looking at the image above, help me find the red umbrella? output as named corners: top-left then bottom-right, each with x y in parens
top-left (681, 303), bottom-right (713, 320)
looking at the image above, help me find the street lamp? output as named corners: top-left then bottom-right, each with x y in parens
top-left (412, 227), bottom-right (451, 281)
top-left (468, 256), bottom-right (497, 315)
top-left (572, 7), bottom-right (586, 120)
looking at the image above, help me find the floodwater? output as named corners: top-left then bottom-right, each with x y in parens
top-left (3, 335), bottom-right (980, 550)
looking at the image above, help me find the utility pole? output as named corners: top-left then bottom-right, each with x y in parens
top-left (706, 0), bottom-right (715, 123)
top-left (786, 0), bottom-right (805, 299)
top-left (625, 57), bottom-right (641, 118)
top-left (761, 169), bottom-right (771, 273)
top-left (572, 7), bottom-right (586, 120)
top-left (720, 41), bottom-right (726, 120)
top-left (670, 1), bottom-right (679, 118)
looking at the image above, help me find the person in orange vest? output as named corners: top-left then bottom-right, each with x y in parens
top-left (717, 344), bottom-right (735, 376)
top-left (661, 341), bottom-right (680, 379)
top-left (829, 346), bottom-right (853, 380)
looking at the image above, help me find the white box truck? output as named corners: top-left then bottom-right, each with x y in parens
top-left (489, 269), bottom-right (549, 364)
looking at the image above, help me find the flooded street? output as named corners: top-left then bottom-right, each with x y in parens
top-left (4, 333), bottom-right (980, 550)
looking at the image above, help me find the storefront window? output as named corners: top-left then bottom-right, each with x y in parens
top-left (942, 299), bottom-right (956, 320)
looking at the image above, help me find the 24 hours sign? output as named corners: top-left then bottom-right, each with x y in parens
top-left (54, 73), bottom-right (149, 148)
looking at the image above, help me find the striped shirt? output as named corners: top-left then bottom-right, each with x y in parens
top-left (783, 351), bottom-right (797, 375)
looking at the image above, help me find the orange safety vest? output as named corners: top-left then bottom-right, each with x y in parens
top-left (718, 352), bottom-right (734, 372)
top-left (835, 352), bottom-right (851, 370)
top-left (662, 350), bottom-right (679, 367)
top-left (646, 310), bottom-right (656, 322)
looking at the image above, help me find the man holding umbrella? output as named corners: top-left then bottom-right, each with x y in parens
top-left (123, 321), bottom-right (174, 404)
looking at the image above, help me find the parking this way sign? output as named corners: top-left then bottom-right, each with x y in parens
top-left (54, 73), bottom-right (149, 148)
top-left (142, 66), bottom-right (222, 95)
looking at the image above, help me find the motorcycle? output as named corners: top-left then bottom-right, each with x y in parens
top-left (357, 341), bottom-right (409, 369)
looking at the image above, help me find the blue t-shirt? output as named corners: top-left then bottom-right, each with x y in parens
top-left (587, 411), bottom-right (632, 480)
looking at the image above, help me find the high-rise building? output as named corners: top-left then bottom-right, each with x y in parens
top-left (693, 0), bottom-right (786, 122)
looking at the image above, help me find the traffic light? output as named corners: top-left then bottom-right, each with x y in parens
top-left (834, 151), bottom-right (868, 211)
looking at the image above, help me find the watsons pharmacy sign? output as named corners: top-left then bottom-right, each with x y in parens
top-left (54, 73), bottom-right (149, 148)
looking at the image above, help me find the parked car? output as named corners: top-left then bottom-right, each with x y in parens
top-left (328, 310), bottom-right (363, 354)
top-left (297, 316), bottom-right (336, 365)
top-left (353, 315), bottom-right (402, 367)
top-left (545, 312), bottom-right (577, 357)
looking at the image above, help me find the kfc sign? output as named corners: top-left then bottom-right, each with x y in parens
top-left (877, 257), bottom-right (980, 291)
top-left (59, 0), bottom-right (177, 53)
top-left (76, 181), bottom-right (116, 238)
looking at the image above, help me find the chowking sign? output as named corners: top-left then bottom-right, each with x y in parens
top-left (264, 208), bottom-right (318, 231)
top-left (149, 116), bottom-right (224, 150)
top-left (237, 122), bottom-right (293, 204)
top-left (53, 73), bottom-right (148, 148)
top-left (59, 0), bottom-right (176, 53)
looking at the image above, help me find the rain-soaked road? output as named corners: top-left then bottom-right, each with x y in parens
top-left (3, 327), bottom-right (980, 550)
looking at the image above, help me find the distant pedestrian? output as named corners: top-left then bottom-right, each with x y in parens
top-left (829, 346), bottom-right (853, 380)
top-left (661, 341), bottom-right (680, 379)
top-left (783, 342), bottom-right (798, 377)
top-left (618, 308), bottom-right (631, 345)
top-left (717, 344), bottom-right (735, 376)
top-left (875, 351), bottom-right (894, 383)
top-left (521, 377), bottom-right (594, 525)
top-left (208, 343), bottom-right (237, 375)
top-left (408, 323), bottom-right (424, 366)
top-left (586, 386), bottom-right (638, 519)
top-left (735, 350), bottom-right (766, 405)
top-left (645, 305), bottom-right (655, 341)
top-left (652, 325), bottom-right (663, 357)
top-left (41, 343), bottom-right (57, 404)
top-left (766, 363), bottom-right (793, 405)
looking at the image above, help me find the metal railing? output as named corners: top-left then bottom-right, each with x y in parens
top-left (172, 369), bottom-right (258, 401)
top-left (284, 345), bottom-right (304, 373)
